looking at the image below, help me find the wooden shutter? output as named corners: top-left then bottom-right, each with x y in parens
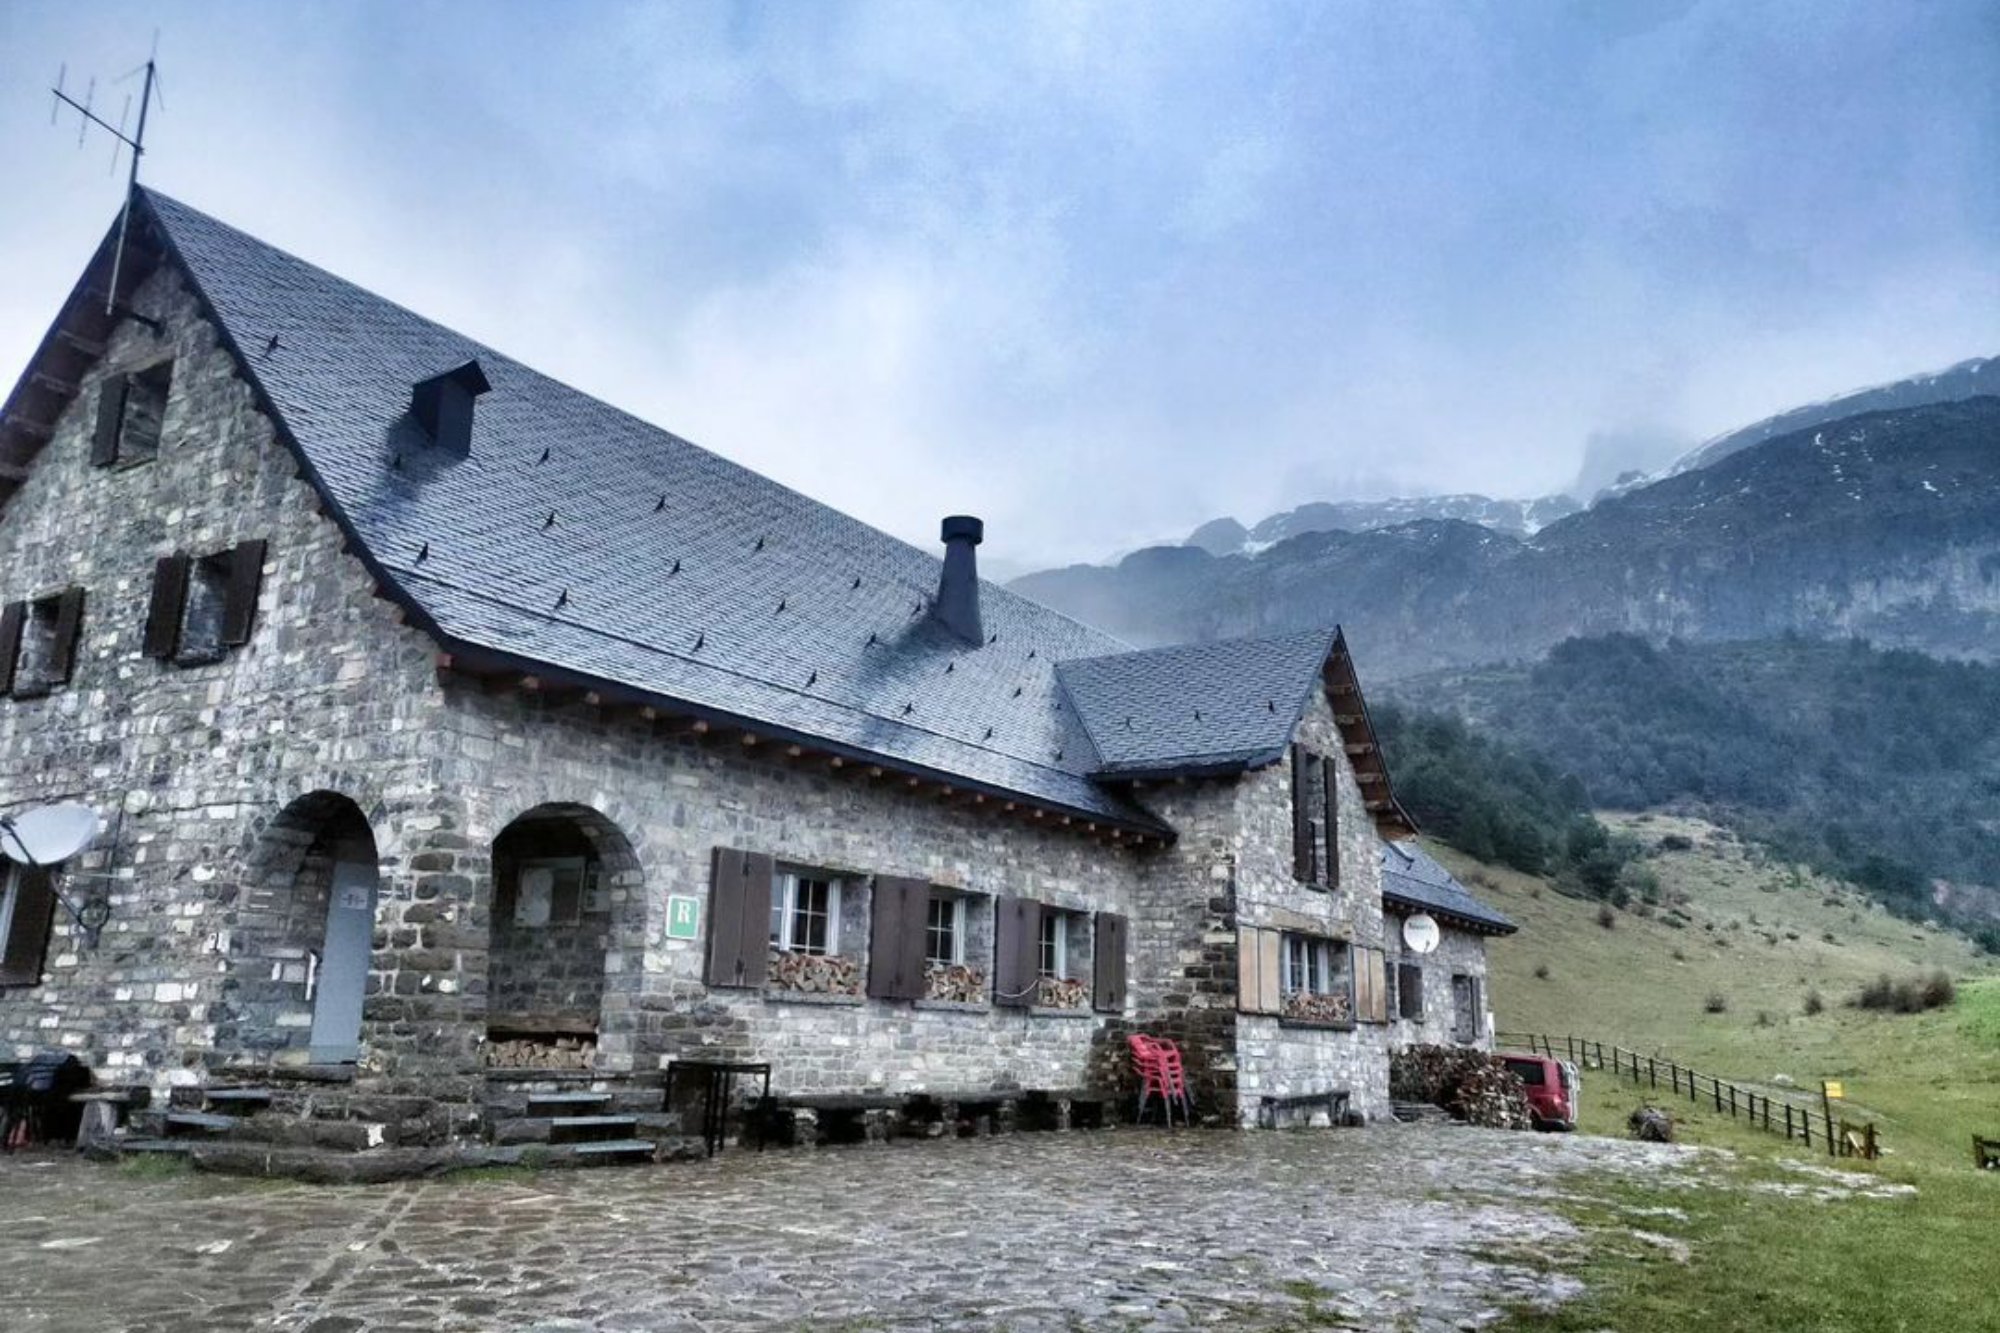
top-left (1291, 744), bottom-right (1314, 882)
top-left (1321, 755), bottom-right (1341, 889)
top-left (1352, 946), bottom-right (1373, 1023)
top-left (91, 374), bottom-right (128, 466)
top-left (1368, 948), bottom-right (1389, 1022)
top-left (221, 538), bottom-right (268, 646)
top-left (0, 869), bottom-right (57, 988)
top-left (1236, 926), bottom-right (1282, 1015)
top-left (0, 602), bottom-right (23, 696)
top-left (703, 847), bottom-right (773, 988)
top-left (144, 555), bottom-right (190, 660)
top-left (994, 895), bottom-right (1042, 1008)
top-left (1398, 962), bottom-right (1425, 1020)
top-left (48, 587), bottom-right (86, 685)
top-left (867, 876), bottom-right (927, 1002)
top-left (1092, 911), bottom-right (1128, 1013)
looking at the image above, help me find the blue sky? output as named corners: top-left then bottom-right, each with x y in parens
top-left (2, 1), bottom-right (1995, 570)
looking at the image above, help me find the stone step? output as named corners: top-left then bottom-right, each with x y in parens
top-left (165, 1110), bottom-right (239, 1134)
top-left (548, 1114), bottom-right (639, 1144)
top-left (203, 1088), bottom-right (274, 1108)
top-left (119, 1137), bottom-right (194, 1155)
top-left (571, 1138), bottom-right (657, 1160)
top-left (524, 1091), bottom-right (612, 1114)
top-left (228, 1115), bottom-right (387, 1153)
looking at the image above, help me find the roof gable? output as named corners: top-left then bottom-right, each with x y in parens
top-left (1379, 840), bottom-right (1517, 935)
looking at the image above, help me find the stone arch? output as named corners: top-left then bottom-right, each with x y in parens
top-left (224, 790), bottom-right (380, 1066)
top-left (485, 801), bottom-right (645, 1071)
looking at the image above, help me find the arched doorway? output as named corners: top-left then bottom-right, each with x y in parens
top-left (234, 791), bottom-right (379, 1065)
top-left (486, 803), bottom-right (641, 1069)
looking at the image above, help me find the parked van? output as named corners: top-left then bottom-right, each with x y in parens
top-left (1500, 1052), bottom-right (1579, 1130)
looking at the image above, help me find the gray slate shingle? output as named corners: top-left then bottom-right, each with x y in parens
top-left (1379, 840), bottom-right (1517, 935)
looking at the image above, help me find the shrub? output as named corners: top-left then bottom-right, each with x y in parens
top-left (1704, 991), bottom-right (1728, 1014)
top-left (1657, 834), bottom-right (1695, 853)
top-left (1671, 947), bottom-right (1687, 962)
top-left (1533, 963), bottom-right (1551, 981)
top-left (1597, 903), bottom-right (1617, 930)
top-left (1853, 970), bottom-right (1956, 1014)
top-left (1755, 1010), bottom-right (1773, 1028)
top-left (1803, 989), bottom-right (1824, 1016)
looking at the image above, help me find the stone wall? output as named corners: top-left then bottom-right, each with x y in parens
top-left (1224, 690), bottom-right (1395, 1124)
top-left (1384, 911), bottom-right (1493, 1051)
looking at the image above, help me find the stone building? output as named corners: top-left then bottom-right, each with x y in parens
top-left (0, 191), bottom-right (1512, 1136)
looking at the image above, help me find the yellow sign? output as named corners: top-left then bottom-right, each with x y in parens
top-left (1823, 1081), bottom-right (1844, 1100)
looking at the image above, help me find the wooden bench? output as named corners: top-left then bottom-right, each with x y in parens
top-left (752, 1092), bottom-right (905, 1147)
top-left (1019, 1089), bottom-right (1108, 1132)
top-left (904, 1091), bottom-right (1021, 1139)
top-left (68, 1088), bottom-right (151, 1148)
top-left (1259, 1088), bottom-right (1351, 1129)
top-left (1975, 1134), bottom-right (2000, 1170)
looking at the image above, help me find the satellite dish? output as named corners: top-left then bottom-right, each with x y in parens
top-left (1402, 913), bottom-right (1441, 956)
top-left (0, 803), bottom-right (101, 866)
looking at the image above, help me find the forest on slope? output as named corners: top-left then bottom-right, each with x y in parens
top-left (1385, 635), bottom-right (2000, 943)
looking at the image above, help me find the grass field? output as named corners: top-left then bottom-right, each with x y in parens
top-left (1421, 815), bottom-right (2000, 1331)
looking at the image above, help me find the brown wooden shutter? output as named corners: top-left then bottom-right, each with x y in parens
top-left (993, 895), bottom-right (1041, 1008)
top-left (867, 876), bottom-right (927, 1002)
top-left (0, 869), bottom-right (57, 988)
top-left (1321, 755), bottom-right (1341, 889)
top-left (1398, 962), bottom-right (1425, 1020)
top-left (91, 374), bottom-right (128, 466)
top-left (221, 538), bottom-right (268, 646)
top-left (1237, 926), bottom-right (1283, 1015)
top-left (1369, 948), bottom-right (1389, 1022)
top-left (144, 555), bottom-right (190, 660)
top-left (1353, 946), bottom-right (1372, 1022)
top-left (1291, 744), bottom-right (1314, 882)
top-left (48, 587), bottom-right (86, 685)
top-left (703, 847), bottom-right (773, 988)
top-left (0, 602), bottom-right (23, 696)
top-left (1092, 911), bottom-right (1128, 1013)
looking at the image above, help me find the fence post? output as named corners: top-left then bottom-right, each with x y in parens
top-left (1729, 1085), bottom-right (1738, 1118)
top-left (1567, 1035), bottom-right (1577, 1065)
top-left (1649, 1057), bottom-right (1657, 1089)
top-left (1713, 1077), bottom-right (1722, 1114)
top-left (1785, 1105), bottom-right (1793, 1139)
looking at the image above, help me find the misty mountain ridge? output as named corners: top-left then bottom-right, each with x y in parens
top-left (1012, 394), bottom-right (2000, 678)
top-left (1164, 354), bottom-right (1995, 559)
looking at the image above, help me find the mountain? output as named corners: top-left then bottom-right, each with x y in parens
top-left (1013, 396), bottom-right (2000, 678)
top-left (1185, 493), bottom-right (1583, 555)
top-left (1620, 354), bottom-right (1997, 494)
top-left (1386, 634), bottom-right (2000, 936)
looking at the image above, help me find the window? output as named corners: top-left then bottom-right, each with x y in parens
top-left (1038, 910), bottom-right (1066, 979)
top-left (1396, 961), bottom-right (1425, 1021)
top-left (91, 361), bottom-right (172, 467)
top-left (925, 893), bottom-right (963, 967)
top-left (1451, 973), bottom-right (1484, 1044)
top-left (145, 539), bottom-right (266, 665)
top-left (0, 588), bottom-right (85, 700)
top-left (771, 872), bottom-right (839, 955)
top-left (0, 864), bottom-right (57, 989)
top-left (1282, 934), bottom-right (1335, 996)
top-left (510, 856), bottom-right (591, 928)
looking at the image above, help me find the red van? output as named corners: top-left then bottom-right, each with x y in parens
top-left (1500, 1052), bottom-right (1579, 1131)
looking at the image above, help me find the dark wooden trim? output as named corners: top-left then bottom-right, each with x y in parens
top-left (0, 601), bottom-right (23, 696)
top-left (143, 554), bottom-right (190, 660)
top-left (0, 868), bottom-right (56, 988)
top-left (221, 537), bottom-right (267, 646)
top-left (48, 586), bottom-right (86, 684)
top-left (90, 373), bottom-right (127, 467)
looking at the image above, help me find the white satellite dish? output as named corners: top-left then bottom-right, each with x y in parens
top-left (0, 803), bottom-right (101, 866)
top-left (1402, 913), bottom-right (1441, 956)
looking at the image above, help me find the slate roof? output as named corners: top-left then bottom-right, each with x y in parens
top-left (1057, 629), bottom-right (1340, 777)
top-left (1379, 841), bottom-right (1517, 935)
top-left (4, 191), bottom-right (1420, 840)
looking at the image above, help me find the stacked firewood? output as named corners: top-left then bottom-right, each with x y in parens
top-left (1388, 1043), bottom-right (1533, 1130)
top-left (1037, 976), bottom-right (1088, 1008)
top-left (926, 963), bottom-right (988, 1002)
top-left (1283, 990), bottom-right (1354, 1024)
top-left (484, 1036), bottom-right (595, 1070)
top-left (767, 950), bottom-right (863, 995)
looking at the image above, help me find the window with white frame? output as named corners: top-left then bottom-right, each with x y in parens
top-left (770, 872), bottom-right (840, 955)
top-left (1038, 909), bottom-right (1066, 979)
top-left (1282, 933), bottom-right (1336, 996)
top-left (925, 894), bottom-right (963, 967)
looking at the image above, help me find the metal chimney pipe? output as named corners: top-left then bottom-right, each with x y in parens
top-left (936, 515), bottom-right (984, 645)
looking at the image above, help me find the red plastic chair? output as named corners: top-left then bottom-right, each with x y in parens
top-left (1129, 1034), bottom-right (1194, 1126)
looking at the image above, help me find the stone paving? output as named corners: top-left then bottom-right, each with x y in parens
top-left (0, 1126), bottom-right (1706, 1332)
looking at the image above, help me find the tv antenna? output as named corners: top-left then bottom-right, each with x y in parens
top-left (51, 34), bottom-right (165, 317)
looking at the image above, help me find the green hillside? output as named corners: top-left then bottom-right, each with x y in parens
top-left (1393, 635), bottom-right (2000, 938)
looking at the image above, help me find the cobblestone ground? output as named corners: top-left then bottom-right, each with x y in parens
top-left (0, 1126), bottom-right (1703, 1332)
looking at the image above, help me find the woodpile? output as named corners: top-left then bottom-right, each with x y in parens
top-left (1037, 976), bottom-right (1088, 1009)
top-left (484, 1036), bottom-right (595, 1070)
top-left (768, 949), bottom-right (863, 996)
top-left (926, 963), bottom-right (988, 1002)
top-left (1389, 1043), bottom-right (1533, 1130)
top-left (1283, 991), bottom-right (1354, 1024)
top-left (1628, 1105), bottom-right (1676, 1142)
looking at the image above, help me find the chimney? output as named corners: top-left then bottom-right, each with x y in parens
top-left (936, 515), bottom-right (984, 645)
top-left (410, 359), bottom-right (491, 455)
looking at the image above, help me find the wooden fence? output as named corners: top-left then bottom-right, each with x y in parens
top-left (1496, 1031), bottom-right (1881, 1160)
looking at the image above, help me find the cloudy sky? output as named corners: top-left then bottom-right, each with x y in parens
top-left (2, 2), bottom-right (1995, 571)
